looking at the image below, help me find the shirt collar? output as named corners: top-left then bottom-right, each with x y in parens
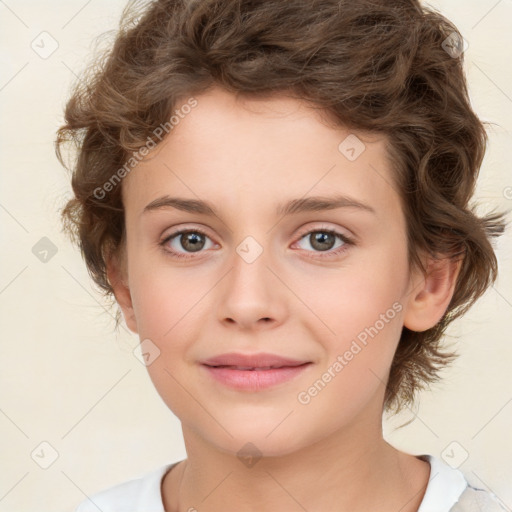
top-left (135, 455), bottom-right (469, 512)
top-left (136, 461), bottom-right (178, 511)
top-left (416, 454), bottom-right (468, 512)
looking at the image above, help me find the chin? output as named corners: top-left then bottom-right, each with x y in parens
top-left (202, 420), bottom-right (313, 461)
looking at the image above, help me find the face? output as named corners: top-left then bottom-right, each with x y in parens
top-left (116, 86), bottom-right (421, 457)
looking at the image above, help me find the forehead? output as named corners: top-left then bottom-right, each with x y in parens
top-left (122, 87), bottom-right (400, 221)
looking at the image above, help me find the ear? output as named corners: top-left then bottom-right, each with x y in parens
top-left (403, 254), bottom-right (463, 332)
top-left (106, 252), bottom-right (138, 334)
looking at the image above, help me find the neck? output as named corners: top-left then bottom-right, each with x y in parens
top-left (162, 417), bottom-right (430, 512)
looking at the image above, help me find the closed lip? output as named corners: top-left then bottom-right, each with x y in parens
top-left (201, 352), bottom-right (310, 369)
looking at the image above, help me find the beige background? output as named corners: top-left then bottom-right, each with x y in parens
top-left (0, 1), bottom-right (511, 511)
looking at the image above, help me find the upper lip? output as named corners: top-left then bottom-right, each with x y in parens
top-left (201, 352), bottom-right (310, 368)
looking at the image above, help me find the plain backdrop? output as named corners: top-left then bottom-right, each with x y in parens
top-left (0, 1), bottom-right (511, 511)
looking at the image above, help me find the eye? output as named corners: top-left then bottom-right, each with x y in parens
top-left (293, 226), bottom-right (353, 258)
top-left (160, 228), bottom-right (216, 259)
top-left (159, 225), bottom-right (354, 260)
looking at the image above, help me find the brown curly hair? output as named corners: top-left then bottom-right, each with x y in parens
top-left (55, 0), bottom-right (506, 414)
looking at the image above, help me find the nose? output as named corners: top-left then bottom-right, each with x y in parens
top-left (216, 238), bottom-right (288, 331)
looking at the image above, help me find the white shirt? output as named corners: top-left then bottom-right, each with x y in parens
top-left (74, 454), bottom-right (507, 512)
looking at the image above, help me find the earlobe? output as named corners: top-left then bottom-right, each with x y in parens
top-left (106, 253), bottom-right (138, 334)
top-left (403, 255), bottom-right (462, 332)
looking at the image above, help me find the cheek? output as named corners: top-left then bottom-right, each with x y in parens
top-left (293, 247), bottom-right (408, 341)
top-left (292, 276), bottom-right (405, 434)
top-left (290, 247), bottom-right (408, 400)
top-left (128, 250), bottom-right (207, 339)
top-left (302, 280), bottom-right (404, 393)
top-left (128, 267), bottom-right (208, 418)
top-left (128, 261), bottom-right (217, 389)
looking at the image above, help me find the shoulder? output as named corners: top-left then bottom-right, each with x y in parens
top-left (73, 462), bottom-right (177, 512)
top-left (450, 482), bottom-right (509, 511)
top-left (450, 484), bottom-right (508, 511)
top-left (416, 454), bottom-right (508, 512)
top-left (74, 476), bottom-right (145, 512)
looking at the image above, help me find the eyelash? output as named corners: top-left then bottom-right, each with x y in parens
top-left (159, 225), bottom-right (354, 260)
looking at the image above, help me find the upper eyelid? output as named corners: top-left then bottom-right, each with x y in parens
top-left (295, 223), bottom-right (350, 237)
top-left (161, 223), bottom-right (353, 246)
top-left (161, 224), bottom-right (212, 240)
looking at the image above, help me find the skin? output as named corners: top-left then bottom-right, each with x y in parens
top-left (108, 86), bottom-right (461, 512)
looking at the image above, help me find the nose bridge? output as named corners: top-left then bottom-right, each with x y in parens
top-left (217, 230), bottom-right (285, 328)
top-left (230, 232), bottom-right (272, 299)
top-left (235, 234), bottom-right (266, 268)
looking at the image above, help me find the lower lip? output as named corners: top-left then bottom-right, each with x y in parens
top-left (201, 363), bottom-right (312, 391)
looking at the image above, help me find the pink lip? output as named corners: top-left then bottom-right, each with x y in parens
top-left (201, 352), bottom-right (308, 368)
top-left (200, 352), bottom-right (312, 391)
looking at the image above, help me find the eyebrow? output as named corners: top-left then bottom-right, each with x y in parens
top-left (142, 194), bottom-right (376, 217)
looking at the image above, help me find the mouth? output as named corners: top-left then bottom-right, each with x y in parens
top-left (201, 352), bottom-right (310, 368)
top-left (200, 354), bottom-right (312, 391)
top-left (204, 364), bottom-right (307, 371)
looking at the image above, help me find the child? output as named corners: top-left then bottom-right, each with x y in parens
top-left (56, 0), bottom-right (508, 510)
